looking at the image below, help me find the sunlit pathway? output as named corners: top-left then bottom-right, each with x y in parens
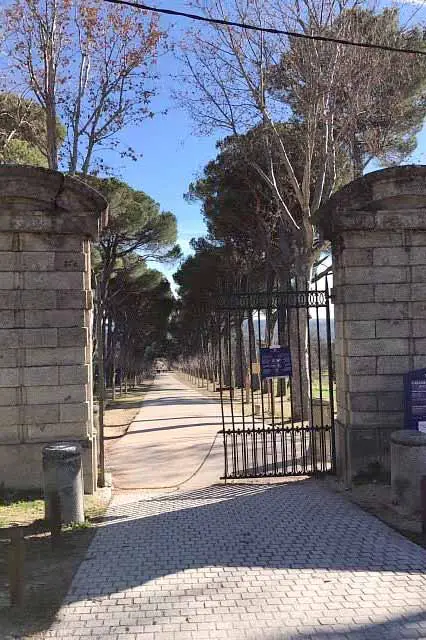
top-left (105, 372), bottom-right (227, 490)
top-left (45, 374), bottom-right (426, 639)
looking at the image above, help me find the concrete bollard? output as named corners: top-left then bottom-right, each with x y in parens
top-left (42, 442), bottom-right (85, 526)
top-left (391, 430), bottom-right (426, 514)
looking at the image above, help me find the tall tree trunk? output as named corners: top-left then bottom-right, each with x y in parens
top-left (46, 98), bottom-right (58, 170)
top-left (233, 314), bottom-right (246, 389)
top-left (289, 252), bottom-right (314, 422)
top-left (222, 324), bottom-right (231, 388)
top-left (352, 134), bottom-right (364, 179)
top-left (247, 312), bottom-right (260, 392)
top-left (111, 329), bottom-right (117, 401)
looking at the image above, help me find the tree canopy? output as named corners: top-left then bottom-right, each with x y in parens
top-left (0, 92), bottom-right (65, 166)
top-left (3, 0), bottom-right (166, 173)
top-left (179, 0), bottom-right (426, 281)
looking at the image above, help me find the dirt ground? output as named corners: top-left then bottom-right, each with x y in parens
top-left (104, 383), bottom-right (152, 440)
top-left (0, 526), bottom-right (96, 639)
top-left (0, 385), bottom-right (150, 639)
top-left (323, 476), bottom-right (426, 550)
top-left (0, 491), bottom-right (109, 639)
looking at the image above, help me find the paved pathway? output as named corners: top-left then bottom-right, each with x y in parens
top-left (105, 373), bottom-right (225, 490)
top-left (46, 374), bottom-right (426, 640)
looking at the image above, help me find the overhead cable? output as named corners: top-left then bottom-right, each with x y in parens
top-left (103, 0), bottom-right (426, 56)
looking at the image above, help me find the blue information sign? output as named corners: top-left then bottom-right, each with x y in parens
top-left (260, 346), bottom-right (292, 379)
top-left (404, 368), bottom-right (426, 432)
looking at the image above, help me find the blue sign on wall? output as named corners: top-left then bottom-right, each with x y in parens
top-left (404, 368), bottom-right (426, 432)
top-left (260, 346), bottom-right (292, 379)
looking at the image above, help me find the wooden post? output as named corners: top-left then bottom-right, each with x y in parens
top-left (9, 526), bottom-right (25, 607)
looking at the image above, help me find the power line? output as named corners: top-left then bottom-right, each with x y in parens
top-left (401, 0), bottom-right (426, 30)
top-left (103, 0), bottom-right (426, 56)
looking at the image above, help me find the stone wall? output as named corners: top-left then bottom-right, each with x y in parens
top-left (0, 166), bottom-right (107, 493)
top-left (316, 165), bottom-right (426, 482)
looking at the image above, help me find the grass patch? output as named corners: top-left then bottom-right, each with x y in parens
top-left (311, 376), bottom-right (335, 402)
top-left (0, 489), bottom-right (108, 530)
top-left (0, 488), bottom-right (44, 530)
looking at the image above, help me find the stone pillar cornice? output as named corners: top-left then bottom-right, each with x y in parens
top-left (315, 165), bottom-right (426, 238)
top-left (0, 165), bottom-right (108, 238)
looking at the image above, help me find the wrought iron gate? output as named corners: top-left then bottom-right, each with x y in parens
top-left (214, 281), bottom-right (336, 479)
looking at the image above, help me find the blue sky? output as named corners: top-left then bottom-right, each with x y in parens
top-left (120, 98), bottom-right (218, 280)
top-left (106, 3), bottom-right (221, 288)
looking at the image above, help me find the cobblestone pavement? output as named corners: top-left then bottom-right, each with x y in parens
top-left (46, 481), bottom-right (426, 640)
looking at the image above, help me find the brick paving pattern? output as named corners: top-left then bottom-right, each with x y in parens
top-left (46, 481), bottom-right (426, 639)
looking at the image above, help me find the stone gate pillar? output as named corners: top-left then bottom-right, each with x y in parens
top-left (316, 165), bottom-right (426, 483)
top-left (0, 166), bottom-right (107, 493)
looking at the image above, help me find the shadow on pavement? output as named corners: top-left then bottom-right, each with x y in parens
top-left (16, 480), bottom-right (426, 638)
top-left (67, 480), bottom-right (426, 596)
top-left (121, 421), bottom-right (222, 436)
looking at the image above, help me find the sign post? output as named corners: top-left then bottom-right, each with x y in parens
top-left (260, 346), bottom-right (292, 417)
top-left (260, 346), bottom-right (292, 379)
top-left (404, 368), bottom-right (426, 432)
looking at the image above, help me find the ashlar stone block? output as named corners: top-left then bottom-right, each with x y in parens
top-left (23, 404), bottom-right (60, 424)
top-left (375, 319), bottom-right (411, 338)
top-left (25, 347), bottom-right (87, 366)
top-left (24, 271), bottom-right (85, 290)
top-left (346, 338), bottom-right (409, 357)
top-left (21, 252), bottom-right (55, 271)
top-left (54, 252), bottom-right (86, 271)
top-left (58, 327), bottom-right (88, 347)
top-left (24, 310), bottom-right (82, 328)
top-left (56, 290), bottom-right (92, 310)
top-left (345, 302), bottom-right (408, 321)
top-left (342, 230), bottom-right (403, 248)
top-left (373, 247), bottom-right (409, 266)
top-left (348, 375), bottom-right (402, 393)
top-left (374, 284), bottom-right (411, 303)
top-left (60, 402), bottom-right (90, 423)
top-left (59, 365), bottom-right (90, 385)
top-left (22, 366), bottom-right (59, 386)
top-left (19, 233), bottom-right (83, 252)
top-left (344, 321), bottom-right (375, 340)
top-left (376, 356), bottom-right (411, 374)
top-left (25, 384), bottom-right (87, 406)
top-left (0, 367), bottom-right (19, 387)
top-left (0, 406), bottom-right (19, 426)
